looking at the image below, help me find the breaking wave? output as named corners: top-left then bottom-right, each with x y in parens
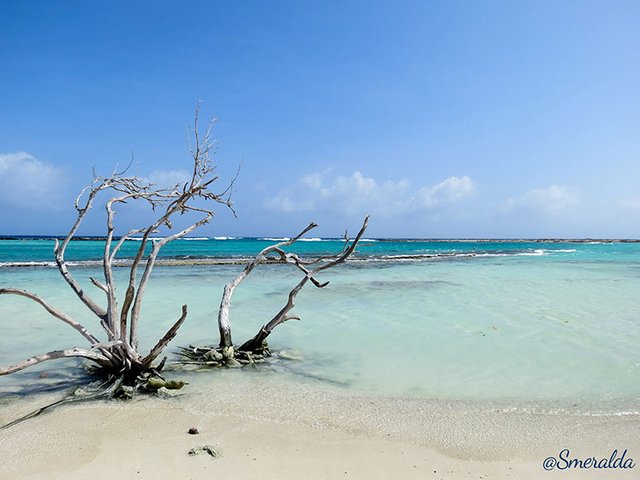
top-left (0, 247), bottom-right (579, 268)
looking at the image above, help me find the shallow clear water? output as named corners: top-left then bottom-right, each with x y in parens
top-left (0, 238), bottom-right (639, 413)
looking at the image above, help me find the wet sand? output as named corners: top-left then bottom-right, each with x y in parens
top-left (1, 377), bottom-right (638, 480)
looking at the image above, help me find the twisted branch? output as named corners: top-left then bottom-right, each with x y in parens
top-left (0, 288), bottom-right (100, 345)
top-left (0, 348), bottom-right (111, 376)
top-left (239, 216), bottom-right (369, 352)
top-left (217, 222), bottom-right (318, 349)
top-left (142, 305), bottom-right (188, 367)
top-left (215, 216), bottom-right (369, 354)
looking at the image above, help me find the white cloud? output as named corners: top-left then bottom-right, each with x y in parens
top-left (416, 176), bottom-right (476, 208)
top-left (146, 169), bottom-right (192, 188)
top-left (619, 196), bottom-right (640, 210)
top-left (503, 185), bottom-right (579, 213)
top-left (266, 171), bottom-right (475, 217)
top-left (301, 172), bottom-right (324, 190)
top-left (0, 152), bottom-right (68, 209)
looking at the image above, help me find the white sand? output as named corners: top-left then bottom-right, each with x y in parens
top-left (1, 378), bottom-right (638, 480)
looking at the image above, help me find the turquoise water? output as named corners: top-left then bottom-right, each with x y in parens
top-left (0, 237), bottom-right (639, 412)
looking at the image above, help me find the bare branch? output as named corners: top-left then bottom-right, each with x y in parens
top-left (271, 249), bottom-right (329, 287)
top-left (238, 216), bottom-right (369, 352)
top-left (109, 227), bottom-right (146, 262)
top-left (129, 213), bottom-right (213, 348)
top-left (142, 305), bottom-right (188, 367)
top-left (312, 215), bottom-right (369, 273)
top-left (238, 275), bottom-right (310, 352)
top-left (103, 196), bottom-right (122, 337)
top-left (54, 178), bottom-right (111, 323)
top-left (216, 222), bottom-right (319, 349)
top-left (90, 277), bottom-right (108, 293)
top-left (119, 285), bottom-right (135, 342)
top-left (114, 154), bottom-right (134, 177)
top-left (0, 288), bottom-right (101, 345)
top-left (0, 348), bottom-right (111, 376)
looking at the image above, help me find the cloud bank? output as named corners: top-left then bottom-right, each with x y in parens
top-left (0, 152), bottom-right (68, 210)
top-left (619, 196), bottom-right (640, 210)
top-left (265, 170), bottom-right (476, 217)
top-left (503, 185), bottom-right (580, 214)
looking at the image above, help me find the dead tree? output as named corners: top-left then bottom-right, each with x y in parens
top-left (179, 216), bottom-right (369, 366)
top-left (0, 109), bottom-right (233, 392)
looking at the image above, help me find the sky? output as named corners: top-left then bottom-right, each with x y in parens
top-left (1, 1), bottom-right (639, 238)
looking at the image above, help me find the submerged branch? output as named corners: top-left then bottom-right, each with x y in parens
top-left (0, 348), bottom-right (110, 376)
top-left (0, 288), bottom-right (101, 345)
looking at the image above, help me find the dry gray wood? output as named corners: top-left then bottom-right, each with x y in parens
top-left (215, 216), bottom-right (369, 355)
top-left (239, 216), bottom-right (369, 352)
top-left (142, 305), bottom-right (188, 366)
top-left (0, 105), bottom-right (234, 379)
top-left (0, 288), bottom-right (100, 345)
top-left (0, 348), bottom-right (112, 375)
top-left (217, 222), bottom-right (318, 352)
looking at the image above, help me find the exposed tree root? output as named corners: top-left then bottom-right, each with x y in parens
top-left (0, 362), bottom-right (187, 430)
top-left (175, 343), bottom-right (350, 387)
top-left (176, 342), bottom-right (272, 367)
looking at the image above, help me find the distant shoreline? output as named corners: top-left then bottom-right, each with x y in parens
top-left (1, 235), bottom-right (639, 242)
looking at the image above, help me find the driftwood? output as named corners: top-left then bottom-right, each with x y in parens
top-left (0, 106), bottom-right (233, 394)
top-left (180, 216), bottom-right (369, 366)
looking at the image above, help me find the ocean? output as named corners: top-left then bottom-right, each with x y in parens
top-left (1, 237), bottom-right (639, 414)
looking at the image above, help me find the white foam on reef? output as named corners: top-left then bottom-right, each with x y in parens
top-left (125, 237), bottom-right (165, 241)
top-left (259, 237), bottom-right (291, 241)
top-left (0, 247), bottom-right (584, 269)
top-left (0, 260), bottom-right (105, 267)
top-left (514, 248), bottom-right (577, 256)
top-left (0, 261), bottom-right (57, 267)
top-left (515, 249), bottom-right (547, 256)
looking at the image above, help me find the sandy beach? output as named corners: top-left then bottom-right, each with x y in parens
top-left (1, 377), bottom-right (638, 480)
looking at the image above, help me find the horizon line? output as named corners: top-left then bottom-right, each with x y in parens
top-left (1, 235), bottom-right (639, 243)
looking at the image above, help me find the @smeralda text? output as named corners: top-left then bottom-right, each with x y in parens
top-left (543, 449), bottom-right (635, 471)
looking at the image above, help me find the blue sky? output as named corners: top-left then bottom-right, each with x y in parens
top-left (1, 1), bottom-right (639, 238)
